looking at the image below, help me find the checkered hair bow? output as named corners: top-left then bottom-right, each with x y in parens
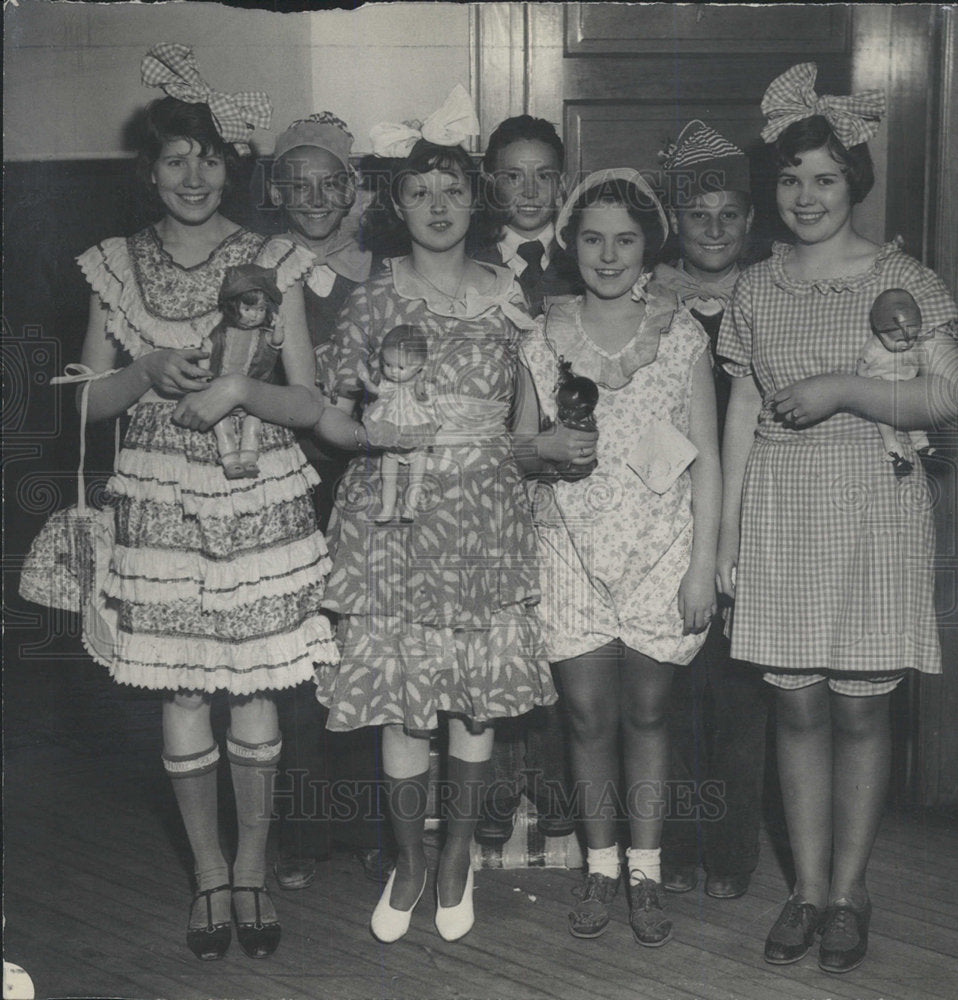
top-left (369, 85), bottom-right (479, 158)
top-left (760, 62), bottom-right (885, 148)
top-left (141, 42), bottom-right (272, 154)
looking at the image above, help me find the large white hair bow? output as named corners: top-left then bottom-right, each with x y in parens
top-left (760, 62), bottom-right (885, 148)
top-left (369, 85), bottom-right (479, 158)
top-left (141, 42), bottom-right (272, 154)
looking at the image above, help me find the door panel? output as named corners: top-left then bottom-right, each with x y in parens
top-left (566, 4), bottom-right (848, 55)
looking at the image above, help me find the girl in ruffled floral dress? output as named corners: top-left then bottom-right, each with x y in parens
top-left (521, 170), bottom-right (721, 947)
top-left (69, 48), bottom-right (337, 961)
top-left (313, 118), bottom-right (557, 944)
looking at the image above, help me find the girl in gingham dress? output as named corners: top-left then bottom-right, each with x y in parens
top-left (717, 64), bottom-right (958, 974)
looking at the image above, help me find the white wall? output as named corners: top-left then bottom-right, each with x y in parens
top-left (3, 0), bottom-right (472, 160)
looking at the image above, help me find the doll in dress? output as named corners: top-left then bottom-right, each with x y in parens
top-left (361, 324), bottom-right (438, 523)
top-left (857, 287), bottom-right (932, 475)
top-left (208, 264), bottom-right (285, 479)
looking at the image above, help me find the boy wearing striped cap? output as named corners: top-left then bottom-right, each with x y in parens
top-left (655, 120), bottom-right (769, 902)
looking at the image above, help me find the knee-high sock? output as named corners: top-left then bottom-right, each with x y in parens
top-left (383, 770), bottom-right (430, 910)
top-left (438, 756), bottom-right (488, 906)
top-left (227, 731), bottom-right (282, 888)
top-left (163, 744), bottom-right (229, 892)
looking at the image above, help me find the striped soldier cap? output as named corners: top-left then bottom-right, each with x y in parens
top-left (660, 120), bottom-right (751, 208)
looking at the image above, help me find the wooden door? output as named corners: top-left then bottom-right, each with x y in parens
top-left (475, 3), bottom-right (957, 806)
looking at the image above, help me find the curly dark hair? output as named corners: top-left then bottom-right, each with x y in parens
top-left (358, 139), bottom-right (495, 257)
top-left (770, 115), bottom-right (875, 205)
top-left (133, 97), bottom-right (242, 212)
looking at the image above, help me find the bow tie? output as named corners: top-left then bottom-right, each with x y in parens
top-left (653, 263), bottom-right (740, 308)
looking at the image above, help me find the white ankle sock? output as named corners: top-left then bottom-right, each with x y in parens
top-left (586, 845), bottom-right (620, 880)
top-left (627, 847), bottom-right (661, 885)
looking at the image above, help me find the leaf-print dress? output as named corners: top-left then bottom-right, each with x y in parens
top-left (315, 257), bottom-right (555, 734)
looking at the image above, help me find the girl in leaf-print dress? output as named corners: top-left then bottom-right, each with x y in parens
top-left (312, 132), bottom-right (556, 945)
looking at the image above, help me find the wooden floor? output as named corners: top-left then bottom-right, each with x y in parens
top-left (3, 649), bottom-right (958, 1000)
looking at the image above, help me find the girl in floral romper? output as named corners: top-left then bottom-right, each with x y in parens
top-left (521, 169), bottom-right (722, 947)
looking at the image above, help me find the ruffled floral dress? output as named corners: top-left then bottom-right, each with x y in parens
top-left (315, 257), bottom-right (555, 734)
top-left (717, 240), bottom-right (958, 677)
top-left (74, 226), bottom-right (337, 694)
top-left (522, 284), bottom-right (710, 666)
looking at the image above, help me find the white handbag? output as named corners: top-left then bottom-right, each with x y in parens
top-left (19, 365), bottom-right (120, 666)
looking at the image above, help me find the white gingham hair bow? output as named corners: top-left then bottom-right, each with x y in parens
top-left (760, 62), bottom-right (885, 148)
top-left (141, 42), bottom-right (272, 155)
top-left (368, 85), bottom-right (479, 158)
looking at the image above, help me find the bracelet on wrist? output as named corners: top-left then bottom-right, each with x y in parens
top-left (353, 423), bottom-right (368, 450)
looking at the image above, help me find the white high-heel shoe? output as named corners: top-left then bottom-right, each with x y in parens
top-left (435, 866), bottom-right (475, 942)
top-left (370, 869), bottom-right (427, 943)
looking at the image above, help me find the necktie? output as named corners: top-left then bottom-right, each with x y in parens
top-left (516, 241), bottom-right (545, 317)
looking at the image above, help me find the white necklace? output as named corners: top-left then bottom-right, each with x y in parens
top-left (409, 261), bottom-right (466, 301)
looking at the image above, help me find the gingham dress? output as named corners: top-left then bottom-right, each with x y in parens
top-left (717, 240), bottom-right (957, 681)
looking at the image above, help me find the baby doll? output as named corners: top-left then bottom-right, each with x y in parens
top-left (208, 265), bottom-right (285, 479)
top-left (857, 287), bottom-right (932, 476)
top-left (361, 325), bottom-right (438, 523)
top-left (550, 356), bottom-right (599, 481)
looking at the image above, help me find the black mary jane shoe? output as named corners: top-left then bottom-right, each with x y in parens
top-left (819, 898), bottom-right (872, 974)
top-left (764, 894), bottom-right (822, 965)
top-left (186, 884), bottom-right (232, 961)
top-left (232, 885), bottom-right (282, 959)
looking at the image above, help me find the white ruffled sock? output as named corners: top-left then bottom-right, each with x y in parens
top-left (627, 847), bottom-right (661, 886)
top-left (586, 845), bottom-right (621, 880)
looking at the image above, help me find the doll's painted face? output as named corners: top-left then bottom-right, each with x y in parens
top-left (380, 345), bottom-right (425, 383)
top-left (236, 295), bottom-right (268, 329)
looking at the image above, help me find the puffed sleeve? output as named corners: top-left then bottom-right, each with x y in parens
top-left (900, 259), bottom-right (958, 343)
top-left (716, 268), bottom-right (754, 378)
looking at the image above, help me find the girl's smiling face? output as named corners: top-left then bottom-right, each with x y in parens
top-left (395, 167), bottom-right (472, 253)
top-left (575, 201), bottom-right (646, 300)
top-left (270, 145), bottom-right (354, 243)
top-left (151, 138), bottom-right (226, 226)
top-left (776, 145), bottom-right (854, 245)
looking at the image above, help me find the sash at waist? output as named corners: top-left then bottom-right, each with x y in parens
top-left (432, 395), bottom-right (510, 444)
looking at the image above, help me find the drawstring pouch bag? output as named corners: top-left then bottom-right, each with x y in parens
top-left (19, 365), bottom-right (120, 667)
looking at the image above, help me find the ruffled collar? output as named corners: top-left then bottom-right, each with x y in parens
top-left (389, 256), bottom-right (536, 328)
top-left (768, 237), bottom-right (904, 295)
top-left (543, 283), bottom-right (679, 390)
